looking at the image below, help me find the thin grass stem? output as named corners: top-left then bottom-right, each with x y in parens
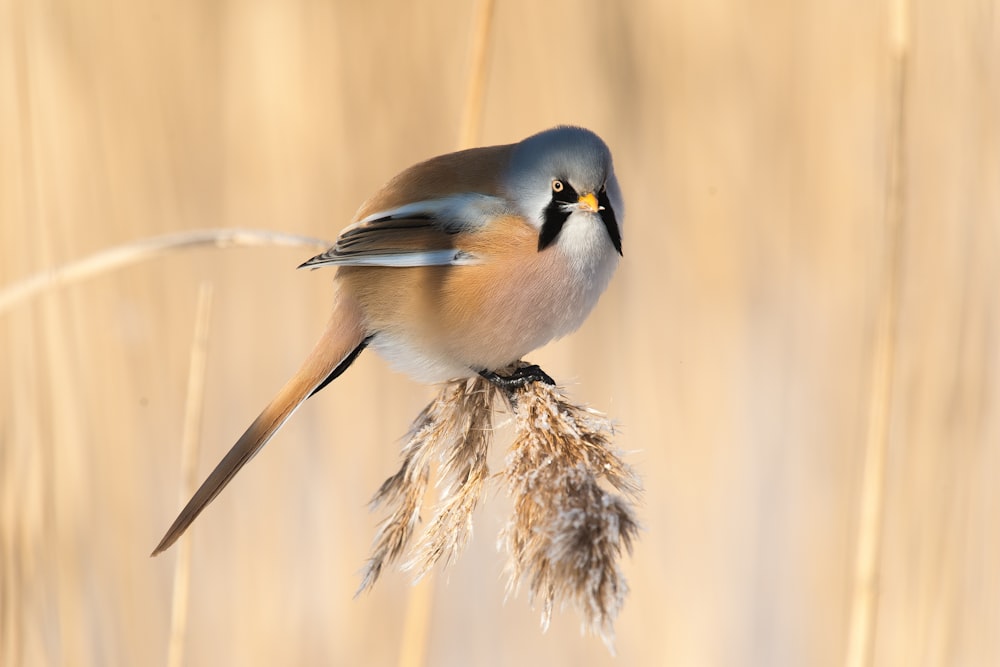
top-left (396, 579), bottom-right (434, 667)
top-left (0, 229), bottom-right (329, 317)
top-left (844, 1), bottom-right (910, 665)
top-left (165, 282), bottom-right (214, 667)
top-left (457, 0), bottom-right (497, 149)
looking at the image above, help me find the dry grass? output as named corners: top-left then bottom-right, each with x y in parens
top-left (0, 229), bottom-right (329, 317)
top-left (358, 370), bottom-right (639, 651)
top-left (844, 1), bottom-right (911, 665)
top-left (165, 282), bottom-right (213, 667)
top-left (359, 378), bottom-right (498, 593)
top-left (3, 0), bottom-right (999, 665)
top-left (500, 379), bottom-right (640, 650)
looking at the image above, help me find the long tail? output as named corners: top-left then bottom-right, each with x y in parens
top-left (151, 292), bottom-right (368, 556)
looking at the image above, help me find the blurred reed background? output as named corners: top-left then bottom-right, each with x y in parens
top-left (2, 0), bottom-right (998, 665)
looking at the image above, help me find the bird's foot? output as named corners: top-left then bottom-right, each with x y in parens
top-left (479, 363), bottom-right (555, 390)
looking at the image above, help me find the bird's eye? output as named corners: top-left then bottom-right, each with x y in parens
top-left (551, 179), bottom-right (564, 193)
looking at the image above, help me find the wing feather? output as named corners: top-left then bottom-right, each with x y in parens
top-left (300, 194), bottom-right (506, 269)
top-left (301, 142), bottom-right (517, 270)
top-left (353, 143), bottom-right (512, 219)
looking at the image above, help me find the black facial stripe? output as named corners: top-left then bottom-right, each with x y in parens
top-left (538, 200), bottom-right (571, 251)
top-left (538, 178), bottom-right (578, 251)
top-left (598, 189), bottom-right (623, 256)
top-left (552, 180), bottom-right (579, 203)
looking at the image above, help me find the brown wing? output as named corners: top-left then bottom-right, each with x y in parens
top-left (353, 143), bottom-right (513, 221)
top-left (301, 141), bottom-right (516, 269)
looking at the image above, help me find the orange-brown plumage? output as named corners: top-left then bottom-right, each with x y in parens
top-left (151, 292), bottom-right (366, 555)
top-left (153, 126), bottom-right (623, 553)
top-left (336, 212), bottom-right (609, 379)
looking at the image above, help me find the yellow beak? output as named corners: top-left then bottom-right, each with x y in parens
top-left (577, 192), bottom-right (600, 213)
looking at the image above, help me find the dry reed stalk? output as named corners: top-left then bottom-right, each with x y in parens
top-left (457, 0), bottom-right (497, 149)
top-left (0, 413), bottom-right (17, 666)
top-left (361, 367), bottom-right (640, 650)
top-left (165, 282), bottom-right (214, 667)
top-left (396, 579), bottom-right (434, 667)
top-left (0, 229), bottom-right (329, 317)
top-left (844, 1), bottom-right (910, 665)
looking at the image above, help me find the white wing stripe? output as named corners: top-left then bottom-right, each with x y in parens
top-left (316, 250), bottom-right (480, 267)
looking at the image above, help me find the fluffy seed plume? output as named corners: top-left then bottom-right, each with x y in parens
top-left (358, 377), bottom-right (497, 593)
top-left (499, 379), bottom-right (641, 650)
top-left (359, 364), bottom-right (641, 648)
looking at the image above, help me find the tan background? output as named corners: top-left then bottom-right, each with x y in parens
top-left (2, 0), bottom-right (998, 665)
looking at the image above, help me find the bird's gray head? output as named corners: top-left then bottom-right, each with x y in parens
top-left (504, 126), bottom-right (623, 255)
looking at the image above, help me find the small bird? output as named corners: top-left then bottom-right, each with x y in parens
top-left (152, 126), bottom-right (624, 555)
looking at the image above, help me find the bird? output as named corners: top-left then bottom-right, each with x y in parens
top-left (151, 125), bottom-right (624, 556)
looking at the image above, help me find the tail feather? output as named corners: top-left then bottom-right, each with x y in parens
top-left (151, 294), bottom-right (367, 556)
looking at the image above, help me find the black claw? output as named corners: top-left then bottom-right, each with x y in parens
top-left (478, 364), bottom-right (555, 390)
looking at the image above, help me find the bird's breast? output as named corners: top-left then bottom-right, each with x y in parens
top-left (338, 213), bottom-right (619, 382)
